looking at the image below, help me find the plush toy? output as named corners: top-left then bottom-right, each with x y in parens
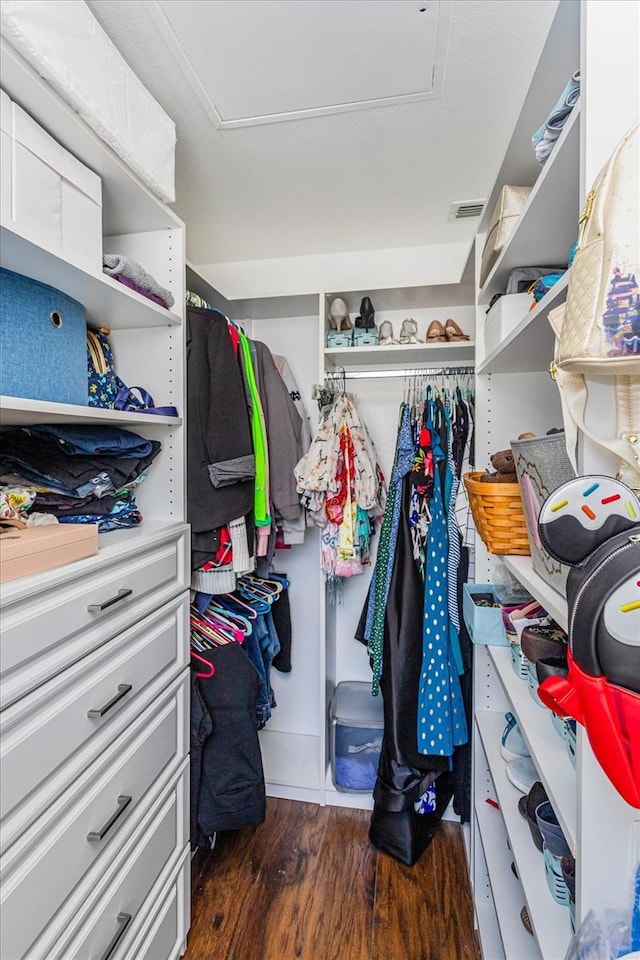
top-left (479, 449), bottom-right (518, 483)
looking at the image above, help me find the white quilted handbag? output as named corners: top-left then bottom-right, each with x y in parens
top-left (548, 122), bottom-right (640, 488)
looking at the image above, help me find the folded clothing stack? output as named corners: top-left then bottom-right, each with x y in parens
top-left (532, 70), bottom-right (580, 165)
top-left (0, 424), bottom-right (161, 532)
top-left (103, 254), bottom-right (175, 310)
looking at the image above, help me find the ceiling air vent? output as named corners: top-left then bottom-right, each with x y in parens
top-left (449, 200), bottom-right (485, 221)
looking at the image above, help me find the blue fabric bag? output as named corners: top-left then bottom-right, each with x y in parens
top-left (0, 267), bottom-right (87, 405)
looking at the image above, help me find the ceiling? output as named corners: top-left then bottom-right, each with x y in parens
top-left (87, 0), bottom-right (557, 267)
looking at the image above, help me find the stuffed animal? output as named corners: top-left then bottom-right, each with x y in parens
top-left (480, 449), bottom-right (518, 483)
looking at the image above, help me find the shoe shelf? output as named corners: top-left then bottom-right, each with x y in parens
top-left (0, 226), bottom-right (182, 331)
top-left (476, 272), bottom-right (570, 375)
top-left (324, 340), bottom-right (475, 369)
top-left (500, 556), bottom-right (568, 631)
top-left (478, 104), bottom-right (580, 309)
top-left (475, 802), bottom-right (541, 960)
top-left (488, 645), bottom-right (576, 852)
top-left (0, 396), bottom-right (182, 427)
top-left (475, 898), bottom-right (506, 960)
top-left (476, 710), bottom-right (573, 960)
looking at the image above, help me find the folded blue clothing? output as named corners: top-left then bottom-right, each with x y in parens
top-left (57, 497), bottom-right (142, 532)
top-left (25, 425), bottom-right (153, 459)
top-left (0, 461), bottom-right (114, 499)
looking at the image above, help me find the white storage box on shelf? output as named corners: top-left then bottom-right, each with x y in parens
top-left (0, 0), bottom-right (176, 203)
top-left (0, 88), bottom-right (102, 272)
top-left (329, 681), bottom-right (384, 794)
top-left (484, 293), bottom-right (532, 357)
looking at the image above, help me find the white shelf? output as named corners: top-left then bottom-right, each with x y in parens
top-left (475, 899), bottom-right (506, 960)
top-left (1, 226), bottom-right (182, 330)
top-left (477, 273), bottom-right (570, 375)
top-left (324, 340), bottom-right (475, 369)
top-left (0, 396), bottom-right (182, 427)
top-left (478, 106), bottom-right (580, 307)
top-left (475, 804), bottom-right (541, 960)
top-left (500, 556), bottom-right (568, 631)
top-left (476, 711), bottom-right (573, 960)
top-left (488, 646), bottom-right (576, 852)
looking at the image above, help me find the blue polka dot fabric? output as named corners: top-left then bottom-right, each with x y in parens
top-left (417, 400), bottom-right (468, 757)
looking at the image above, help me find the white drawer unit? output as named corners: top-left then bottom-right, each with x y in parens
top-left (29, 764), bottom-right (189, 960)
top-left (0, 524), bottom-right (189, 708)
top-left (0, 674), bottom-right (189, 960)
top-left (0, 592), bottom-right (188, 844)
top-left (116, 851), bottom-right (190, 960)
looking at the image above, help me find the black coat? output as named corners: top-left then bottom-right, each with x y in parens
top-left (190, 643), bottom-right (266, 847)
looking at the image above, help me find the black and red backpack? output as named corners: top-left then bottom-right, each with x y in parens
top-left (536, 475), bottom-right (640, 807)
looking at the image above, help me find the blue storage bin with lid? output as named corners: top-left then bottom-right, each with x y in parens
top-left (0, 267), bottom-right (87, 405)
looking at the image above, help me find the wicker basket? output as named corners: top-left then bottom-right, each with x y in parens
top-left (463, 471), bottom-right (531, 555)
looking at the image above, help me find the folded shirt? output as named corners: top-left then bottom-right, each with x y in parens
top-left (103, 254), bottom-right (175, 309)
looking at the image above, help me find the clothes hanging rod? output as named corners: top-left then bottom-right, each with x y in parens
top-left (336, 365), bottom-right (475, 381)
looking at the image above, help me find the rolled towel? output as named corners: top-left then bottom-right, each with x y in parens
top-left (103, 254), bottom-right (175, 308)
top-left (532, 70), bottom-right (580, 164)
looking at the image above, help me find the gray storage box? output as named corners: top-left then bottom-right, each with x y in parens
top-left (329, 681), bottom-right (383, 793)
top-left (511, 434), bottom-right (576, 593)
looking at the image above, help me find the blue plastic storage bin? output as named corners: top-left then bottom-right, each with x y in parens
top-left (462, 583), bottom-right (509, 646)
top-left (0, 267), bottom-right (87, 405)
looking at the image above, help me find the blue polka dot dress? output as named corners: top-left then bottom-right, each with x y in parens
top-left (417, 400), bottom-right (468, 757)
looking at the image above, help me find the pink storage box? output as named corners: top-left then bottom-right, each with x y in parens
top-left (0, 524), bottom-right (98, 582)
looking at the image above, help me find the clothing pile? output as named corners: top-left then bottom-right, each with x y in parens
top-left (0, 424), bottom-right (160, 531)
top-left (356, 382), bottom-right (476, 865)
top-left (103, 254), bottom-right (175, 310)
top-left (295, 388), bottom-right (386, 590)
top-left (187, 302), bottom-right (311, 592)
top-left (532, 70), bottom-right (580, 165)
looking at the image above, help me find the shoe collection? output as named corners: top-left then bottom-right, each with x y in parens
top-left (497, 710), bottom-right (577, 937)
top-left (326, 297), bottom-right (470, 347)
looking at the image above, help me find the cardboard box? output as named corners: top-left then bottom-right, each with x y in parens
top-left (0, 524), bottom-right (98, 583)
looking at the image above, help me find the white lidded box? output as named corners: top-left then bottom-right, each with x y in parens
top-left (0, 87), bottom-right (102, 273)
top-left (484, 292), bottom-right (532, 356)
top-left (329, 681), bottom-right (384, 793)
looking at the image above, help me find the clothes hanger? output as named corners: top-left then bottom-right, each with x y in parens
top-left (217, 593), bottom-right (259, 621)
top-left (207, 601), bottom-right (253, 635)
top-left (244, 574), bottom-right (283, 597)
top-left (190, 650), bottom-right (215, 678)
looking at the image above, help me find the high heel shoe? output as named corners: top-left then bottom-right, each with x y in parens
top-left (378, 321), bottom-right (397, 345)
top-left (443, 318), bottom-right (470, 341)
top-left (426, 320), bottom-right (446, 342)
top-left (399, 318), bottom-right (420, 344)
top-left (329, 298), bottom-right (352, 332)
top-left (355, 296), bottom-right (375, 329)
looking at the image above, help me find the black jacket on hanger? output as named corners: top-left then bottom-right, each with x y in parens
top-left (190, 643), bottom-right (266, 847)
top-left (186, 307), bottom-right (255, 544)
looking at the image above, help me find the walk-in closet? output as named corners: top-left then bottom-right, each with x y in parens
top-left (1, 1), bottom-right (639, 959)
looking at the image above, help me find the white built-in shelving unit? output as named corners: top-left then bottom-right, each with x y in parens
top-left (0, 37), bottom-right (190, 960)
top-left (471, 3), bottom-right (640, 958)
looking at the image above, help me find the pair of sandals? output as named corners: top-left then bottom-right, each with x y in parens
top-left (378, 319), bottom-right (419, 345)
top-left (426, 319), bottom-right (470, 342)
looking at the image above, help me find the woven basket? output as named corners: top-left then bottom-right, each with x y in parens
top-left (463, 471), bottom-right (530, 555)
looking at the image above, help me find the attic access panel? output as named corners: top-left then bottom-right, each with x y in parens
top-left (148, 0), bottom-right (450, 127)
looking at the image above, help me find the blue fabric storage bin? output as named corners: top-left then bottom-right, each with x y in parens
top-left (0, 267), bottom-right (87, 405)
top-left (462, 582), bottom-right (509, 646)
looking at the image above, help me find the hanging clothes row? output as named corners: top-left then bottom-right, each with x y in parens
top-left (354, 367), bottom-right (476, 865)
top-left (189, 573), bottom-right (290, 847)
top-left (295, 371), bottom-right (386, 598)
top-left (186, 296), bottom-right (312, 590)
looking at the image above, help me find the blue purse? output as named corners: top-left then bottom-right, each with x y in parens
top-left (529, 272), bottom-right (566, 303)
top-left (87, 328), bottom-right (142, 409)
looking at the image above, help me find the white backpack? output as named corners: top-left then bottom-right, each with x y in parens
top-left (549, 121), bottom-right (640, 489)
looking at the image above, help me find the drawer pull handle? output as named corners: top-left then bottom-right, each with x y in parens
top-left (87, 588), bottom-right (133, 613)
top-left (88, 683), bottom-right (133, 719)
top-left (96, 912), bottom-right (132, 960)
top-left (87, 795), bottom-right (132, 842)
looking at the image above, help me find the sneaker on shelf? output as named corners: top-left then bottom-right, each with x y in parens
top-left (500, 712), bottom-right (531, 762)
top-left (506, 756), bottom-right (538, 794)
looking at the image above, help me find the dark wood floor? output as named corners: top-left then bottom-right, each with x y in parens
top-left (186, 798), bottom-right (480, 960)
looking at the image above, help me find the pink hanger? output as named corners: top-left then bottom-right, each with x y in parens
top-left (191, 651), bottom-right (215, 678)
